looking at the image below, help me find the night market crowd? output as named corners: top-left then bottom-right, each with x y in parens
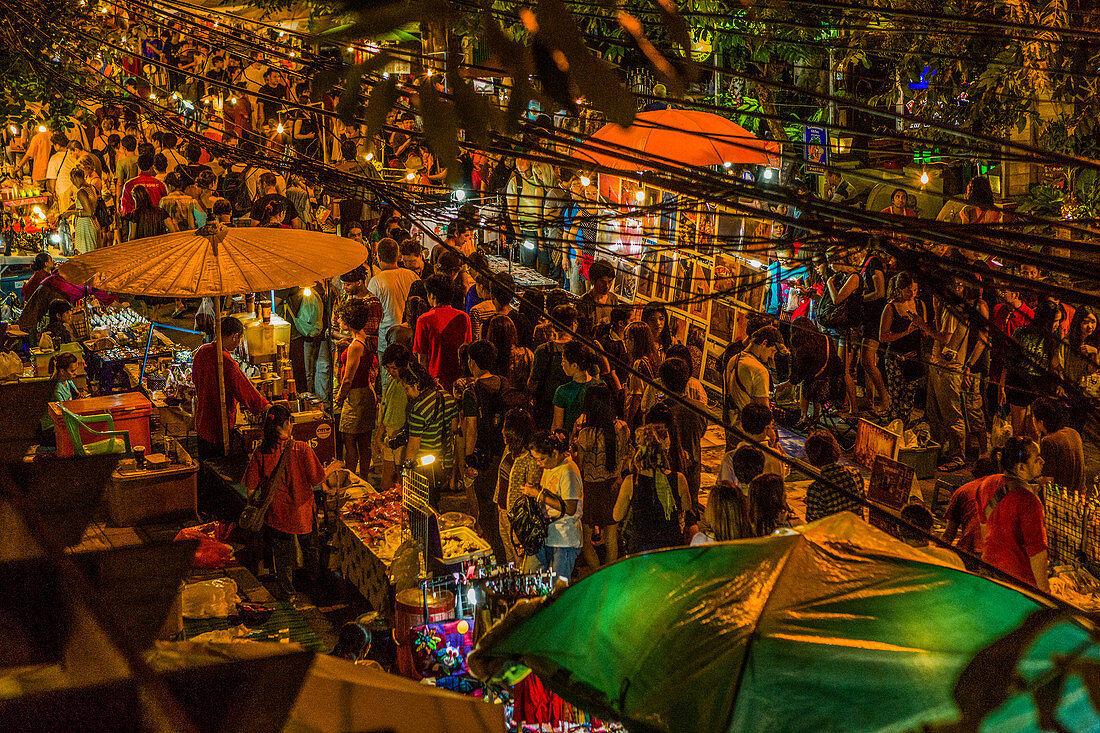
top-left (7, 37), bottom-right (1096, 598)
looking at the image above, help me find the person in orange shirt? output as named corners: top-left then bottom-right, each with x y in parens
top-left (17, 127), bottom-right (57, 190)
top-left (244, 404), bottom-right (341, 601)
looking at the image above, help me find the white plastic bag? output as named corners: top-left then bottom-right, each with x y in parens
top-left (992, 412), bottom-right (1013, 449)
top-left (181, 578), bottom-right (239, 618)
top-left (0, 351), bottom-right (22, 381)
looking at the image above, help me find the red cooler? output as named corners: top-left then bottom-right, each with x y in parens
top-left (49, 393), bottom-right (154, 458)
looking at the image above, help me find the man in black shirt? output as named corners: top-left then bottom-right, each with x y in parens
top-left (256, 68), bottom-right (288, 131)
top-left (250, 171), bottom-right (300, 228)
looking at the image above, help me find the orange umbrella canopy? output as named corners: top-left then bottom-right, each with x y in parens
top-left (574, 108), bottom-right (777, 171)
top-left (59, 224), bottom-right (368, 297)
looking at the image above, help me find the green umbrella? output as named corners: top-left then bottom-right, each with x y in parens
top-left (469, 513), bottom-right (1100, 732)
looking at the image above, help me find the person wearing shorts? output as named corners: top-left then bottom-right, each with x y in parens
top-left (335, 299), bottom-right (378, 478)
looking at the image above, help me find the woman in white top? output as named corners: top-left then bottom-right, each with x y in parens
top-left (522, 431), bottom-right (583, 581)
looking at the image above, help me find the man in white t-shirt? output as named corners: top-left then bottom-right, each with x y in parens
top-left (367, 237), bottom-right (418, 385)
top-left (523, 434), bottom-right (583, 581)
top-left (723, 325), bottom-right (786, 449)
top-left (45, 137), bottom-right (82, 215)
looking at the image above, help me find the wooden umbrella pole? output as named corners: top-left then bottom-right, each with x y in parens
top-left (214, 296), bottom-right (230, 456)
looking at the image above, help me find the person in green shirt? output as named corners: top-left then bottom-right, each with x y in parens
top-left (379, 343), bottom-right (412, 491)
top-left (40, 352), bottom-right (86, 439)
top-left (552, 341), bottom-right (602, 437)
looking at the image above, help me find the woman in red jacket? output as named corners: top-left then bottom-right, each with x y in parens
top-left (244, 404), bottom-right (337, 601)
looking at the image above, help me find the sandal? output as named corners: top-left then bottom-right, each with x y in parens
top-left (937, 458), bottom-right (966, 473)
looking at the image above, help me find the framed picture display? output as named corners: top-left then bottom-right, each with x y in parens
top-left (709, 299), bottom-right (735, 344)
top-left (659, 192), bottom-right (677, 242)
top-left (655, 253), bottom-right (675, 301)
top-left (692, 264), bottom-right (712, 320)
top-left (675, 256), bottom-right (695, 308)
top-left (615, 257), bottom-right (638, 303)
top-left (702, 347), bottom-right (723, 390)
top-left (637, 250), bottom-right (658, 299)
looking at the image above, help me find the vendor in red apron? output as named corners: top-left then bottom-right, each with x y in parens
top-left (192, 315), bottom-right (269, 460)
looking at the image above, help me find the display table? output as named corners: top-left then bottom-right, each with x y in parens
top-left (334, 516), bottom-right (395, 615)
top-left (485, 255), bottom-right (558, 289)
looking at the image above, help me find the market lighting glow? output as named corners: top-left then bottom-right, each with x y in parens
top-left (276, 124), bottom-right (284, 133)
top-left (749, 259), bottom-right (763, 269)
top-left (634, 190), bottom-right (645, 203)
top-left (302, 287), bottom-right (311, 297)
top-left (37, 125), bottom-right (47, 133)
top-left (32, 206), bottom-right (44, 217)
top-left (9, 126), bottom-right (16, 134)
top-left (406, 172), bottom-right (415, 180)
top-left (149, 94), bottom-right (156, 100)
top-left (523, 239), bottom-right (536, 250)
top-left (230, 97), bottom-right (237, 104)
top-left (762, 168), bottom-right (774, 180)
top-left (722, 161), bottom-right (732, 169)
top-left (420, 454), bottom-right (436, 466)
top-left (467, 587), bottom-right (477, 605)
top-left (454, 189), bottom-right (466, 202)
top-left (579, 176), bottom-right (591, 187)
top-left (365, 152), bottom-right (373, 161)
top-left (920, 172), bottom-right (930, 185)
top-left (50, 233), bottom-right (61, 243)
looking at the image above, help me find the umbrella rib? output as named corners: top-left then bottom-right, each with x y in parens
top-left (721, 543), bottom-right (801, 733)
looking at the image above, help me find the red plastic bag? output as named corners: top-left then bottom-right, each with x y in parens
top-left (174, 522), bottom-right (235, 569)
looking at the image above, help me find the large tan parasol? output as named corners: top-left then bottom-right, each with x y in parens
top-left (60, 223), bottom-right (368, 451)
top-left (60, 224), bottom-right (367, 297)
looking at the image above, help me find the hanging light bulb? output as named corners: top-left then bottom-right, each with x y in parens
top-left (149, 93), bottom-right (156, 100)
top-left (230, 96), bottom-right (237, 104)
top-left (722, 161), bottom-right (732, 169)
top-left (302, 287), bottom-right (312, 297)
top-left (37, 125), bottom-right (47, 133)
top-left (425, 68), bottom-right (433, 77)
top-left (580, 176), bottom-right (591, 187)
top-left (406, 172), bottom-right (416, 180)
top-left (365, 152), bottom-right (374, 161)
top-left (9, 125), bottom-right (17, 135)
top-left (276, 123), bottom-right (284, 133)
top-left (634, 189), bottom-right (645, 203)
top-left (920, 172), bottom-right (930, 185)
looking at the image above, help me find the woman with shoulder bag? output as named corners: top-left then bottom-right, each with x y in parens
top-left (879, 272), bottom-right (934, 427)
top-left (243, 404), bottom-right (341, 601)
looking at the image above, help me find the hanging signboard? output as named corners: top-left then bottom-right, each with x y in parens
top-left (804, 125), bottom-right (829, 174)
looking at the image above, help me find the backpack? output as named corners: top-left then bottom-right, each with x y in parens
top-left (508, 494), bottom-right (549, 555)
top-left (220, 166), bottom-right (254, 216)
top-left (93, 195), bottom-right (112, 229)
top-left (817, 273), bottom-right (862, 330)
top-left (464, 379), bottom-right (527, 470)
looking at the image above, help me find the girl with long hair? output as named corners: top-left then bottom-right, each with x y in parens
top-left (125, 184), bottom-right (168, 241)
top-left (486, 313), bottom-right (533, 391)
top-left (613, 422), bottom-right (691, 554)
top-left (572, 384), bottom-right (629, 568)
top-left (748, 473), bottom-right (792, 537)
top-left (1006, 301), bottom-right (1063, 438)
top-left (334, 298), bottom-right (378, 478)
top-left (624, 320), bottom-right (662, 430)
top-left (691, 481), bottom-right (751, 544)
top-left (878, 271), bottom-right (934, 426)
top-left (1061, 305), bottom-right (1099, 389)
top-left (64, 167), bottom-right (100, 255)
top-left (243, 404), bottom-right (336, 601)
